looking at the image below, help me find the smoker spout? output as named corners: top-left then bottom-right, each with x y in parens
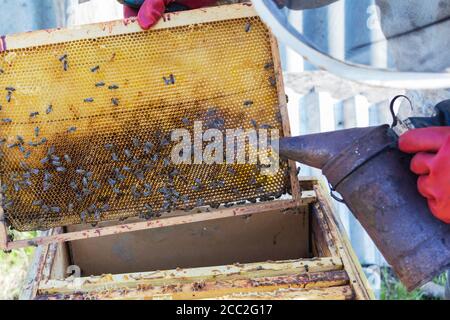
top-left (278, 127), bottom-right (375, 168)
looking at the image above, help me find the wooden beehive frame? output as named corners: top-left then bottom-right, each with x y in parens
top-left (0, 3), bottom-right (303, 251)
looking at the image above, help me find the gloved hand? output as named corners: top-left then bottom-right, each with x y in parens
top-left (399, 127), bottom-right (450, 224)
top-left (123, 0), bottom-right (217, 30)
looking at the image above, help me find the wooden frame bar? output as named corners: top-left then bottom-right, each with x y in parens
top-left (0, 2), bottom-right (304, 250)
top-left (269, 34), bottom-right (302, 204)
top-left (0, 3), bottom-right (256, 52)
top-left (35, 257), bottom-right (347, 300)
top-left (4, 193), bottom-right (316, 250)
top-left (0, 204), bottom-right (8, 250)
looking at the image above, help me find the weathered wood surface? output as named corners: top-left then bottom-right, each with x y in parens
top-left (1, 3), bottom-right (256, 51)
top-left (269, 34), bottom-right (302, 205)
top-left (37, 257), bottom-right (348, 300)
top-left (313, 183), bottom-right (375, 300)
top-left (213, 285), bottom-right (354, 300)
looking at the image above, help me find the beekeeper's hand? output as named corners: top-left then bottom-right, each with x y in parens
top-left (123, 0), bottom-right (217, 30)
top-left (399, 127), bottom-right (450, 224)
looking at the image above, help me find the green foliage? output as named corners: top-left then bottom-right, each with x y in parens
top-left (0, 231), bottom-right (37, 300)
top-left (381, 266), bottom-right (448, 300)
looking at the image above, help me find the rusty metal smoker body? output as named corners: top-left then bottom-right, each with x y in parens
top-left (279, 125), bottom-right (450, 290)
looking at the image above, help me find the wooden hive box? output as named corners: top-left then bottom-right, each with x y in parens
top-left (21, 178), bottom-right (373, 300)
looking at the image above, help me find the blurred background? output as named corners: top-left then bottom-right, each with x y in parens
top-left (0, 0), bottom-right (447, 300)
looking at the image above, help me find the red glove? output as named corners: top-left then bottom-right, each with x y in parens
top-left (399, 127), bottom-right (450, 224)
top-left (124, 0), bottom-right (217, 30)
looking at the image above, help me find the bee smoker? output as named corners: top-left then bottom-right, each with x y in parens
top-left (279, 98), bottom-right (450, 290)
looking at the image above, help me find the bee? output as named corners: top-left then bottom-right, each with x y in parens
top-left (75, 168), bottom-right (85, 175)
top-left (56, 166), bottom-right (66, 172)
top-left (59, 54), bottom-right (67, 62)
top-left (134, 170), bottom-right (144, 181)
top-left (151, 154), bottom-right (159, 162)
top-left (80, 211), bottom-right (87, 223)
top-left (182, 117), bottom-right (190, 126)
top-left (162, 201), bottom-right (171, 211)
top-left (144, 182), bottom-right (152, 190)
top-left (210, 202), bottom-right (220, 209)
top-left (82, 177), bottom-right (89, 188)
top-left (34, 127), bottom-right (40, 137)
top-left (68, 203), bottom-right (74, 212)
top-left (95, 81), bottom-right (105, 87)
top-left (13, 183), bottom-right (20, 192)
top-left (7, 143), bottom-right (18, 149)
top-left (39, 137), bottom-right (48, 144)
top-left (245, 21), bottom-right (252, 32)
top-left (63, 60), bottom-right (68, 71)
top-left (160, 137), bottom-right (170, 147)
top-left (30, 111), bottom-right (39, 118)
top-left (132, 137), bottom-right (140, 147)
top-left (90, 65), bottom-right (100, 72)
top-left (43, 181), bottom-right (51, 192)
top-left (243, 100), bottom-right (253, 107)
top-left (44, 171), bottom-right (53, 181)
top-left (85, 171), bottom-right (93, 179)
top-left (50, 207), bottom-right (61, 213)
top-left (92, 181), bottom-right (100, 189)
top-left (250, 119), bottom-right (257, 128)
top-left (30, 168), bottom-right (39, 175)
top-left (67, 126), bottom-right (77, 133)
top-left (124, 149), bottom-right (132, 158)
top-left (6, 91), bottom-right (12, 103)
top-left (196, 198), bottom-right (204, 207)
top-left (46, 105), bottom-right (53, 114)
top-left (268, 76), bottom-right (276, 87)
top-left (2, 118), bottom-right (12, 123)
top-left (104, 143), bottom-right (114, 150)
top-left (131, 185), bottom-right (141, 198)
top-left (32, 199), bottom-right (43, 207)
top-left (143, 141), bottom-right (153, 154)
top-left (107, 178), bottom-right (116, 186)
top-left (69, 181), bottom-right (78, 190)
top-left (162, 158), bottom-right (170, 167)
top-left (108, 84), bottom-right (119, 90)
top-left (64, 154), bottom-right (72, 163)
top-left (122, 166), bottom-right (132, 172)
top-left (84, 98), bottom-right (94, 103)
top-left (264, 62), bottom-right (274, 70)
top-left (111, 98), bottom-right (119, 106)
top-left (24, 150), bottom-right (31, 159)
top-left (163, 74), bottom-right (175, 85)
top-left (40, 157), bottom-right (49, 164)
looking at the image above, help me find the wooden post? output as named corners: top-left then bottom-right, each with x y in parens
top-left (0, 189), bottom-right (8, 250)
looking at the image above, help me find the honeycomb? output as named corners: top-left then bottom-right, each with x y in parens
top-left (0, 16), bottom-right (289, 231)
